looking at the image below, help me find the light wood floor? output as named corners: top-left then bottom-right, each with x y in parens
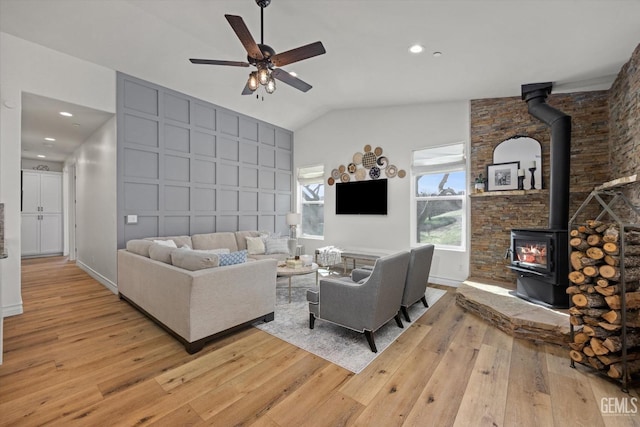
top-left (1, 257), bottom-right (639, 426)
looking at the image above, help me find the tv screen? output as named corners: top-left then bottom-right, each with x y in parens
top-left (336, 179), bottom-right (388, 215)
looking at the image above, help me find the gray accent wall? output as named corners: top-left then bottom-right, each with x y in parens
top-left (117, 73), bottom-right (293, 248)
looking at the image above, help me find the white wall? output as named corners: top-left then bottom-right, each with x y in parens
top-left (0, 32), bottom-right (116, 316)
top-left (68, 117), bottom-right (117, 292)
top-left (294, 101), bottom-right (470, 285)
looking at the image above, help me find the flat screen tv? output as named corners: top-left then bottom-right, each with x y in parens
top-left (336, 179), bottom-right (388, 215)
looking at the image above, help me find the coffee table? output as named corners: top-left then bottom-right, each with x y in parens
top-left (276, 262), bottom-right (319, 303)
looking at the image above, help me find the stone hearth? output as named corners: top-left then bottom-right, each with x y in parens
top-left (456, 278), bottom-right (570, 346)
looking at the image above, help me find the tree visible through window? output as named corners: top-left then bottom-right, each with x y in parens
top-left (297, 165), bottom-right (325, 238)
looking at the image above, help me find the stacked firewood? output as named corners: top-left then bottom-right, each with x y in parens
top-left (568, 219), bottom-right (640, 379)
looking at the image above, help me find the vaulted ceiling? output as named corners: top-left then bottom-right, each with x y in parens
top-left (2, 1), bottom-right (640, 161)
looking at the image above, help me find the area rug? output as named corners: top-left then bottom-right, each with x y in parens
top-left (254, 275), bottom-right (446, 374)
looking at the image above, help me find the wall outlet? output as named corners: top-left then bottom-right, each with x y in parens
top-left (126, 215), bottom-right (138, 224)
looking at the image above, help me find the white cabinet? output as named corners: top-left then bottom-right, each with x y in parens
top-left (21, 170), bottom-right (63, 256)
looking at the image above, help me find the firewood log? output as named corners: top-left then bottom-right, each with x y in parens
top-left (571, 307), bottom-right (609, 317)
top-left (607, 359), bottom-right (640, 379)
top-left (588, 357), bottom-right (606, 370)
top-left (605, 255), bottom-right (640, 268)
top-left (566, 286), bottom-right (582, 295)
top-left (579, 284), bottom-right (596, 294)
top-left (603, 334), bottom-right (640, 353)
top-left (583, 325), bottom-right (611, 339)
top-left (595, 285), bottom-right (618, 297)
top-left (605, 291), bottom-right (640, 310)
top-left (583, 316), bottom-right (601, 326)
top-left (601, 310), bottom-right (640, 328)
top-left (570, 238), bottom-right (590, 251)
top-left (625, 230), bottom-right (640, 245)
top-left (569, 342), bottom-right (586, 351)
top-left (570, 315), bottom-right (584, 326)
top-left (580, 256), bottom-right (601, 267)
top-left (586, 247), bottom-right (605, 260)
top-left (577, 225), bottom-right (588, 234)
top-left (583, 346), bottom-right (596, 357)
top-left (574, 332), bottom-right (589, 344)
top-left (603, 226), bottom-right (620, 243)
top-left (572, 293), bottom-right (606, 308)
top-left (599, 265), bottom-right (620, 281)
top-left (583, 266), bottom-right (599, 278)
top-left (569, 350), bottom-right (585, 363)
top-left (587, 234), bottom-right (604, 247)
top-left (571, 251), bottom-right (586, 271)
top-left (570, 229), bottom-right (586, 239)
top-left (591, 337), bottom-right (610, 355)
top-left (603, 242), bottom-right (619, 255)
top-left (598, 322), bottom-right (622, 332)
top-left (597, 351), bottom-right (640, 365)
top-left (569, 271), bottom-right (591, 285)
top-left (596, 278), bottom-right (610, 288)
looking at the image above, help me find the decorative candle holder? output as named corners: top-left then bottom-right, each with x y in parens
top-left (529, 167), bottom-right (537, 190)
top-left (518, 176), bottom-right (525, 190)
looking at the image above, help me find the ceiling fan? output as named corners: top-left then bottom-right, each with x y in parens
top-left (189, 0), bottom-right (326, 96)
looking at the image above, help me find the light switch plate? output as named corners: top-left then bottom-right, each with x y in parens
top-left (126, 214), bottom-right (138, 224)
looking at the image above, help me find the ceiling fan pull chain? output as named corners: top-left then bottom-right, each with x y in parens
top-left (260, 6), bottom-right (264, 45)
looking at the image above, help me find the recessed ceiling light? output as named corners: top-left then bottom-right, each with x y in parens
top-left (44, 137), bottom-right (56, 141)
top-left (59, 111), bottom-right (73, 117)
top-left (432, 51), bottom-right (443, 57)
top-left (37, 155), bottom-right (46, 158)
top-left (409, 44), bottom-right (424, 54)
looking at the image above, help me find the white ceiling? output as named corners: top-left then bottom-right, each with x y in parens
top-left (2, 0), bottom-right (640, 162)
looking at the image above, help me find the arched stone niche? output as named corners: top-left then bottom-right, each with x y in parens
top-left (493, 136), bottom-right (542, 190)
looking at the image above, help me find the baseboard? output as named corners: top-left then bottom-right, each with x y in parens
top-left (2, 302), bottom-right (24, 317)
top-left (76, 260), bottom-right (118, 295)
top-left (429, 276), bottom-right (462, 288)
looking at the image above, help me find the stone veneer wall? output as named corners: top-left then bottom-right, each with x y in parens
top-left (610, 43), bottom-right (640, 209)
top-left (469, 91), bottom-right (610, 283)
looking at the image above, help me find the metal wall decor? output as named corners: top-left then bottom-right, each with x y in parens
top-left (327, 145), bottom-right (406, 185)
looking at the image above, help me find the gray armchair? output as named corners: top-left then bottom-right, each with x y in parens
top-left (351, 244), bottom-right (435, 322)
top-left (306, 251), bottom-right (410, 353)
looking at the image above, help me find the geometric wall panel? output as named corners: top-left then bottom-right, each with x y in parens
top-left (165, 124), bottom-right (190, 153)
top-left (117, 73), bottom-right (293, 248)
top-left (193, 159), bottom-right (216, 184)
top-left (164, 185), bottom-right (190, 211)
top-left (124, 114), bottom-right (158, 147)
top-left (124, 148), bottom-right (158, 179)
top-left (192, 187), bottom-right (215, 211)
top-left (239, 215), bottom-right (258, 231)
top-left (192, 131), bottom-right (216, 157)
top-left (124, 183), bottom-right (158, 210)
top-left (193, 103), bottom-right (216, 130)
top-left (165, 215), bottom-right (190, 236)
top-left (164, 93), bottom-right (190, 124)
top-left (165, 155), bottom-right (190, 182)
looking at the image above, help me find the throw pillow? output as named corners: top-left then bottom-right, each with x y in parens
top-left (126, 239), bottom-right (153, 257)
top-left (246, 236), bottom-right (266, 255)
top-left (171, 248), bottom-right (219, 271)
top-left (153, 239), bottom-right (178, 248)
top-left (265, 238), bottom-right (290, 255)
top-left (218, 250), bottom-right (248, 266)
top-left (149, 243), bottom-right (175, 264)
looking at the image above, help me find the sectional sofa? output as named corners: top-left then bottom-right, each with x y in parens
top-left (117, 231), bottom-right (291, 353)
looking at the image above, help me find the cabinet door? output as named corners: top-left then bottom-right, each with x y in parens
top-left (40, 174), bottom-right (62, 213)
top-left (21, 214), bottom-right (40, 256)
top-left (40, 214), bottom-right (63, 254)
top-left (22, 172), bottom-right (41, 213)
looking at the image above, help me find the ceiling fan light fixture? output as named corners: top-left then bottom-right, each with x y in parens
top-left (257, 66), bottom-right (270, 85)
top-left (265, 76), bottom-right (276, 94)
top-left (247, 72), bottom-right (259, 91)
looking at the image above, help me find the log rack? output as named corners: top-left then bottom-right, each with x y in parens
top-left (568, 179), bottom-right (640, 392)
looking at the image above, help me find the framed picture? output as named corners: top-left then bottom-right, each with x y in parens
top-left (486, 161), bottom-right (520, 191)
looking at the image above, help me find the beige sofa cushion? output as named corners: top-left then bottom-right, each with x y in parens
top-left (145, 235), bottom-right (193, 248)
top-left (191, 232), bottom-right (238, 251)
top-left (235, 230), bottom-right (261, 251)
top-left (171, 248), bottom-right (219, 271)
top-left (149, 244), bottom-right (176, 264)
top-left (245, 236), bottom-right (266, 255)
top-left (126, 239), bottom-right (154, 257)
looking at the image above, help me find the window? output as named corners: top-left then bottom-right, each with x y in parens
top-left (411, 144), bottom-right (466, 250)
top-left (297, 165), bottom-right (324, 238)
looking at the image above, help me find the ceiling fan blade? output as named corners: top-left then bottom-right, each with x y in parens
top-left (271, 68), bottom-right (313, 92)
top-left (271, 41), bottom-right (326, 67)
top-left (190, 58), bottom-right (250, 67)
top-left (241, 82), bottom-right (254, 95)
top-left (225, 14), bottom-right (264, 60)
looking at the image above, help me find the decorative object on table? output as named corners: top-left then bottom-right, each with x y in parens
top-left (474, 173), bottom-right (486, 193)
top-left (517, 168), bottom-right (526, 190)
top-left (286, 212), bottom-right (301, 239)
top-left (299, 254), bottom-right (313, 266)
top-left (528, 160), bottom-right (537, 189)
top-left (486, 161), bottom-right (520, 191)
top-left (286, 258), bottom-right (303, 269)
top-left (327, 144), bottom-right (406, 185)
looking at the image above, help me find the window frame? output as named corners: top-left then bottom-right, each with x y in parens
top-left (410, 144), bottom-right (467, 251)
top-left (297, 165), bottom-right (325, 239)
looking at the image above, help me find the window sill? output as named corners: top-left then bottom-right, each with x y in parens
top-left (469, 189), bottom-right (548, 198)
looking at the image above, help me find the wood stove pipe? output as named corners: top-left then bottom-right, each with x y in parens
top-left (521, 82), bottom-right (572, 230)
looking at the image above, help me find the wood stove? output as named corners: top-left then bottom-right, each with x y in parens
top-left (509, 228), bottom-right (569, 308)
